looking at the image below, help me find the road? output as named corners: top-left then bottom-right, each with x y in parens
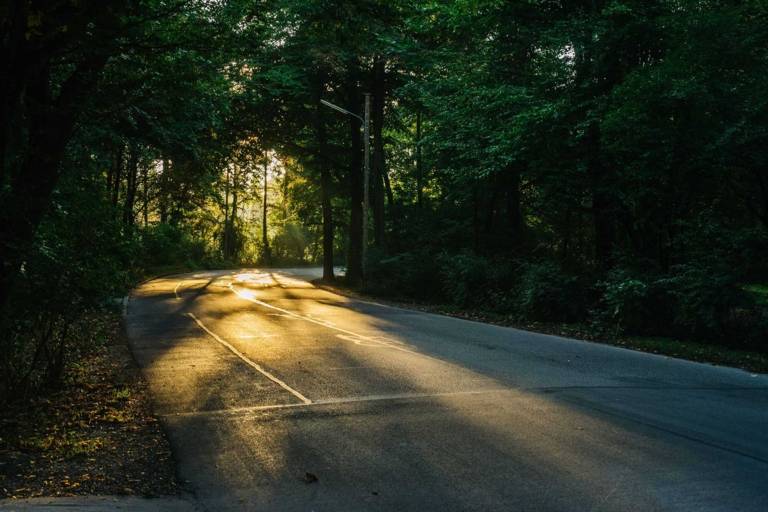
top-left (126, 268), bottom-right (768, 511)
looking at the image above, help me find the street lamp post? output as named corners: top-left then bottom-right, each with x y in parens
top-left (362, 93), bottom-right (370, 280)
top-left (320, 95), bottom-right (371, 282)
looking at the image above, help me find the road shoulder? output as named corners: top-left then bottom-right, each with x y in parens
top-left (0, 495), bottom-right (200, 511)
top-left (0, 309), bottom-right (178, 500)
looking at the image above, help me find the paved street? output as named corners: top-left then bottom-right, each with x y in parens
top-left (125, 268), bottom-right (768, 511)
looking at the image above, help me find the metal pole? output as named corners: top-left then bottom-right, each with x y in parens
top-left (318, 96), bottom-right (369, 284)
top-left (362, 93), bottom-right (371, 281)
top-left (262, 159), bottom-right (270, 264)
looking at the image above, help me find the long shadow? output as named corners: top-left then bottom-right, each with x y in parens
top-left (127, 269), bottom-right (768, 512)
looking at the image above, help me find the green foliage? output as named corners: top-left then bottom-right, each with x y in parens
top-left (139, 224), bottom-right (208, 270)
top-left (595, 263), bottom-right (767, 350)
top-left (745, 285), bottom-right (768, 307)
top-left (512, 262), bottom-right (585, 323)
top-left (660, 263), bottom-right (743, 341)
top-left (436, 252), bottom-right (486, 306)
top-left (365, 249), bottom-right (442, 299)
top-left (270, 223), bottom-right (313, 265)
top-left (0, 173), bottom-right (135, 400)
top-left (596, 270), bottom-right (672, 336)
top-left (437, 252), bottom-right (509, 310)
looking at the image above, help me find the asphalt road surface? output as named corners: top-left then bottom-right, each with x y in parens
top-left (126, 268), bottom-right (768, 512)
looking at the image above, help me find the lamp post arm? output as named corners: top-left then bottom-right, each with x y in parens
top-left (320, 99), bottom-right (364, 123)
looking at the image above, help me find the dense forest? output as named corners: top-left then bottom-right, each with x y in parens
top-left (2, 0), bottom-right (767, 400)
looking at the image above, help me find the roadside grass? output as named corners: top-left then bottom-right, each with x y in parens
top-left (316, 280), bottom-right (768, 374)
top-left (0, 310), bottom-right (178, 499)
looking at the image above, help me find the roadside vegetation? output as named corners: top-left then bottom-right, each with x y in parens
top-left (318, 281), bottom-right (768, 374)
top-left (0, 311), bottom-right (177, 498)
top-left (2, 0), bottom-right (768, 407)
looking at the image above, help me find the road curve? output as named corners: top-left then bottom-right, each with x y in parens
top-left (126, 268), bottom-right (768, 511)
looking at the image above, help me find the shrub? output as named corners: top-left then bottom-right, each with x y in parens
top-left (140, 223), bottom-right (207, 269)
top-left (596, 269), bottom-right (674, 336)
top-left (515, 261), bottom-right (587, 322)
top-left (437, 252), bottom-right (495, 308)
top-left (723, 305), bottom-right (768, 350)
top-left (365, 249), bottom-right (442, 300)
top-left (0, 176), bottom-right (135, 401)
top-left (270, 222), bottom-right (311, 265)
top-left (594, 259), bottom-right (766, 349)
top-left (659, 262), bottom-right (744, 342)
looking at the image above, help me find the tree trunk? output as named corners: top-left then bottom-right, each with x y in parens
top-left (313, 76), bottom-right (334, 280)
top-left (159, 158), bottom-right (170, 223)
top-left (231, 166), bottom-right (239, 261)
top-left (142, 161), bottom-right (149, 227)
top-left (371, 58), bottom-right (386, 248)
top-left (111, 147), bottom-right (123, 207)
top-left (0, 79), bottom-right (74, 326)
top-left (505, 167), bottom-right (523, 249)
top-left (587, 123), bottom-right (615, 272)
top-left (383, 169), bottom-right (394, 210)
top-left (472, 184), bottom-right (480, 253)
top-left (0, 8), bottom-right (111, 333)
top-left (0, 1), bottom-right (27, 189)
top-left (223, 165), bottom-right (230, 258)
top-left (484, 176), bottom-right (499, 233)
top-left (122, 145), bottom-right (138, 227)
top-left (262, 161), bottom-right (271, 265)
top-left (415, 111), bottom-right (424, 209)
top-left (105, 148), bottom-right (115, 194)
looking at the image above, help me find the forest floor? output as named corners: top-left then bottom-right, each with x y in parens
top-left (0, 310), bottom-right (178, 499)
top-left (315, 280), bottom-right (768, 375)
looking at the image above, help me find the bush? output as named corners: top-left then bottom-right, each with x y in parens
top-left (365, 249), bottom-right (442, 300)
top-left (723, 305), bottom-right (768, 350)
top-left (596, 269), bottom-right (674, 336)
top-left (437, 252), bottom-right (497, 308)
top-left (594, 262), bottom-right (766, 349)
top-left (0, 175), bottom-right (135, 401)
top-left (515, 261), bottom-right (587, 322)
top-left (659, 262), bottom-right (745, 342)
top-left (370, 251), bottom-right (586, 321)
top-left (270, 222), bottom-right (311, 265)
top-left (139, 223), bottom-right (207, 269)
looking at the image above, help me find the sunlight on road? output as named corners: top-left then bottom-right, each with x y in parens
top-left (236, 288), bottom-right (256, 299)
top-left (121, 269), bottom-right (768, 511)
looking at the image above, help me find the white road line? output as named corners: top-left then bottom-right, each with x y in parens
top-left (174, 281), bottom-right (184, 299)
top-left (186, 313), bottom-right (311, 405)
top-left (163, 388), bottom-right (511, 418)
top-left (328, 366), bottom-right (376, 371)
top-left (228, 283), bottom-right (426, 357)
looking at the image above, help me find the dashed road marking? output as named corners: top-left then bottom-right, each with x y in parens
top-left (229, 283), bottom-right (428, 358)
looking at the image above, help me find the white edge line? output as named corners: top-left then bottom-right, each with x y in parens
top-left (163, 388), bottom-right (511, 418)
top-left (186, 313), bottom-right (311, 404)
top-left (174, 281), bottom-right (184, 299)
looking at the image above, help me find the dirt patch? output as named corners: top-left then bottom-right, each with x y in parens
top-left (0, 311), bottom-right (177, 499)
